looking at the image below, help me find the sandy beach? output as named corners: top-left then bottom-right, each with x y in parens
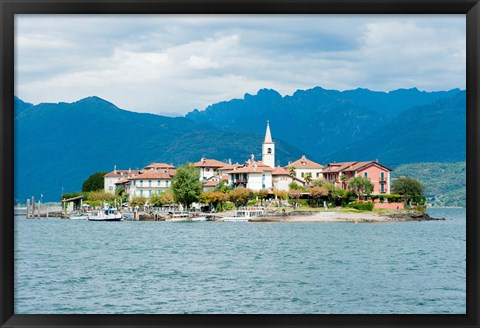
top-left (248, 210), bottom-right (445, 223)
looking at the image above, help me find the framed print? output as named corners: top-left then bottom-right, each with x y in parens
top-left (1, 0), bottom-right (479, 327)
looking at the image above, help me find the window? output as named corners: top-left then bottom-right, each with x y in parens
top-left (148, 180), bottom-right (152, 187)
top-left (148, 190), bottom-right (152, 197)
top-left (158, 180), bottom-right (161, 186)
top-left (301, 172), bottom-right (304, 177)
top-left (262, 174), bottom-right (265, 180)
top-left (262, 184), bottom-right (266, 189)
top-left (381, 184), bottom-right (385, 193)
top-left (364, 172), bottom-right (368, 178)
top-left (267, 148), bottom-right (272, 154)
top-left (380, 172), bottom-right (385, 180)
top-left (317, 173), bottom-right (320, 178)
top-left (140, 190), bottom-right (143, 196)
top-left (140, 180), bottom-right (143, 187)
top-left (166, 180), bottom-right (169, 187)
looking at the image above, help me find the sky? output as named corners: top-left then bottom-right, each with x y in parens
top-left (15, 14), bottom-right (466, 116)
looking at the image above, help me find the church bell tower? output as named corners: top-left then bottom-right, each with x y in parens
top-left (262, 120), bottom-right (275, 168)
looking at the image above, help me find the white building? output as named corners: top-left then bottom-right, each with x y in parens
top-left (226, 155), bottom-right (273, 191)
top-left (285, 155), bottom-right (323, 181)
top-left (104, 166), bottom-right (141, 194)
top-left (262, 120), bottom-right (275, 168)
top-left (126, 169), bottom-right (175, 200)
top-left (194, 158), bottom-right (228, 182)
top-left (272, 166), bottom-right (305, 191)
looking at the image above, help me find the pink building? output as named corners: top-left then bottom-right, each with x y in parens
top-left (322, 160), bottom-right (392, 194)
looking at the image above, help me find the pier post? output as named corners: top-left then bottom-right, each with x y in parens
top-left (26, 199), bottom-right (30, 219)
top-left (46, 206), bottom-right (49, 218)
top-left (31, 196), bottom-right (36, 218)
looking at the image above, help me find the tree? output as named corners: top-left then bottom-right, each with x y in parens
top-left (288, 166), bottom-right (296, 177)
top-left (171, 163), bottom-right (203, 209)
top-left (309, 186), bottom-right (329, 207)
top-left (228, 187), bottom-right (252, 207)
top-left (215, 181), bottom-right (231, 193)
top-left (304, 172), bottom-right (312, 186)
top-left (348, 176), bottom-right (374, 200)
top-left (82, 172), bottom-right (107, 192)
top-left (273, 189), bottom-right (288, 201)
top-left (392, 177), bottom-right (424, 204)
top-left (289, 181), bottom-right (305, 191)
top-left (130, 196), bottom-right (147, 207)
top-left (200, 191), bottom-right (228, 210)
top-left (257, 189), bottom-right (268, 205)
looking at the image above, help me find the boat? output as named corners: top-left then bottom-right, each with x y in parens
top-left (221, 207), bottom-right (265, 222)
top-left (87, 207), bottom-right (123, 221)
top-left (167, 213), bottom-right (192, 222)
top-left (68, 213), bottom-right (89, 220)
top-left (191, 216), bottom-right (208, 222)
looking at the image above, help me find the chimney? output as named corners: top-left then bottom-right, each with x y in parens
top-left (114, 165), bottom-right (117, 174)
top-left (228, 159), bottom-right (232, 165)
top-left (375, 159), bottom-right (378, 163)
top-left (251, 154), bottom-right (255, 161)
top-left (129, 168), bottom-right (131, 174)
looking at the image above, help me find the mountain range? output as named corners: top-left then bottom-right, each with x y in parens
top-left (14, 86), bottom-right (465, 202)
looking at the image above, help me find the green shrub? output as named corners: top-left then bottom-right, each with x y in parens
top-left (223, 202), bottom-right (234, 211)
top-left (348, 201), bottom-right (374, 211)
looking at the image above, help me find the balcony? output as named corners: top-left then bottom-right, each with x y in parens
top-left (233, 179), bottom-right (247, 184)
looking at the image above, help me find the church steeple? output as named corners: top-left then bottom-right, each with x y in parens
top-left (262, 120), bottom-right (275, 168)
top-left (264, 120), bottom-right (273, 143)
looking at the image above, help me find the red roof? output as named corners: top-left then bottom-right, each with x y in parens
top-left (218, 164), bottom-right (242, 171)
top-left (286, 155), bottom-right (323, 169)
top-left (272, 167), bottom-right (291, 176)
top-left (204, 180), bottom-right (220, 187)
top-left (144, 163), bottom-right (175, 170)
top-left (104, 170), bottom-right (141, 178)
top-left (194, 158), bottom-right (228, 168)
top-left (322, 162), bottom-right (357, 173)
top-left (322, 160), bottom-right (392, 173)
top-left (343, 161), bottom-right (393, 172)
top-left (129, 170), bottom-right (174, 180)
top-left (114, 178), bottom-right (130, 185)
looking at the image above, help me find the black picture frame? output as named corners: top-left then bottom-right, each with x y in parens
top-left (1, 0), bottom-right (479, 327)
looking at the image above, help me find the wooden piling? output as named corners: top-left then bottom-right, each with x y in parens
top-left (32, 196), bottom-right (36, 218)
top-left (26, 199), bottom-right (31, 219)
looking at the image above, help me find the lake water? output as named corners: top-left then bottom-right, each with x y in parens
top-left (14, 208), bottom-right (466, 314)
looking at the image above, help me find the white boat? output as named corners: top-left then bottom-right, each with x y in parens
top-left (191, 216), bottom-right (208, 222)
top-left (167, 213), bottom-right (192, 222)
top-left (88, 207), bottom-right (123, 221)
top-left (68, 213), bottom-right (89, 220)
top-left (221, 207), bottom-right (265, 222)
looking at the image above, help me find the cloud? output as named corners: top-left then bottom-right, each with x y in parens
top-left (15, 14), bottom-right (465, 115)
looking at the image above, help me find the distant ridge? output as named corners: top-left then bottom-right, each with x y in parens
top-left (14, 96), bottom-right (304, 202)
top-left (186, 86), bottom-right (464, 165)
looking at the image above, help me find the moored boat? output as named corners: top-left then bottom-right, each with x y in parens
top-left (68, 213), bottom-right (89, 220)
top-left (87, 207), bottom-right (123, 221)
top-left (221, 207), bottom-right (265, 222)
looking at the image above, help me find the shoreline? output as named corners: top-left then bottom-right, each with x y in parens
top-left (248, 210), bottom-right (446, 223)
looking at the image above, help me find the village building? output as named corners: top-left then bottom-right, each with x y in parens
top-left (322, 160), bottom-right (392, 194)
top-left (271, 166), bottom-right (305, 191)
top-left (226, 155), bottom-right (274, 191)
top-left (126, 169), bottom-right (175, 200)
top-left (104, 166), bottom-right (141, 194)
top-left (202, 175), bottom-right (229, 191)
top-left (194, 158), bottom-right (228, 182)
top-left (285, 155), bottom-right (323, 181)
